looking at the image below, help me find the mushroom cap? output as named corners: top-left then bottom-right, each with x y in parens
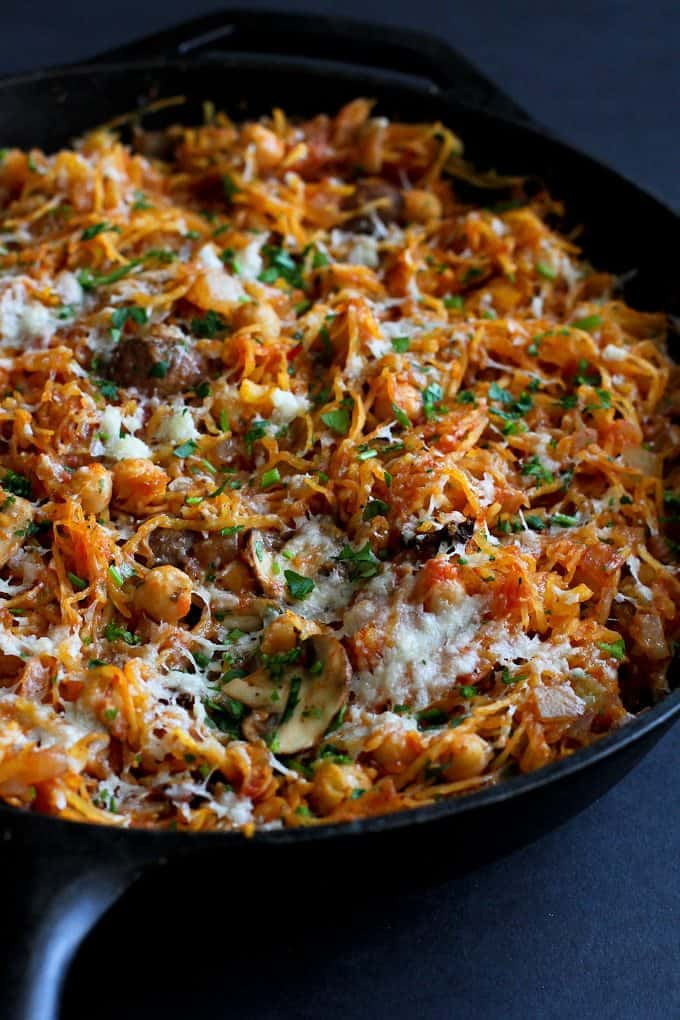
top-left (275, 634), bottom-right (351, 754)
top-left (220, 632), bottom-right (351, 755)
top-left (246, 529), bottom-right (284, 598)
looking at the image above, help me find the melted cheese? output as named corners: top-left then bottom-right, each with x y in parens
top-left (352, 584), bottom-right (483, 709)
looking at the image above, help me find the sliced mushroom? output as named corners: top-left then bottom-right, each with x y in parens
top-left (246, 529), bottom-right (284, 598)
top-left (403, 518), bottom-right (474, 553)
top-left (275, 635), bottom-right (351, 754)
top-left (260, 609), bottom-right (322, 655)
top-left (246, 518), bottom-right (345, 606)
top-left (222, 667), bottom-right (291, 713)
top-left (220, 632), bottom-right (351, 755)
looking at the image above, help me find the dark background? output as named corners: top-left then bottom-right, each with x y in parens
top-left (2, 2), bottom-right (678, 1018)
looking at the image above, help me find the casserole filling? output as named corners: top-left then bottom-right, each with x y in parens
top-left (0, 100), bottom-right (676, 830)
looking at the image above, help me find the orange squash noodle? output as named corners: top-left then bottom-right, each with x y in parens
top-left (0, 99), bottom-right (677, 832)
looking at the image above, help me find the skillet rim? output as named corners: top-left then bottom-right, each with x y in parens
top-left (0, 56), bottom-right (677, 846)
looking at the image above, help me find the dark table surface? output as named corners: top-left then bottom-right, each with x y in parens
top-left (1, 2), bottom-right (678, 1018)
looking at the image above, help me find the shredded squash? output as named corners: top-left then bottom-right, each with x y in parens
top-left (0, 99), bottom-right (677, 832)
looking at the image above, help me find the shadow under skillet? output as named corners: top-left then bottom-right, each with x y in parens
top-left (61, 726), bottom-right (678, 1020)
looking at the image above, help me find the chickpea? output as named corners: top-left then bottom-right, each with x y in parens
top-left (71, 464), bottom-right (112, 515)
top-left (374, 376), bottom-right (422, 423)
top-left (371, 728), bottom-right (422, 773)
top-left (111, 459), bottom-right (168, 512)
top-left (260, 614), bottom-right (298, 656)
top-left (242, 124), bottom-right (285, 169)
top-left (423, 580), bottom-right (465, 615)
top-left (134, 565), bottom-right (193, 623)
top-left (0, 489), bottom-right (33, 568)
top-left (439, 732), bottom-right (492, 782)
top-left (403, 188), bottom-right (442, 224)
top-left (308, 761), bottom-right (371, 816)
top-left (232, 300), bottom-right (280, 340)
top-left (220, 560), bottom-right (254, 594)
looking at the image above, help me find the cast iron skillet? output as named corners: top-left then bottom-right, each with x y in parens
top-left (0, 11), bottom-right (678, 1020)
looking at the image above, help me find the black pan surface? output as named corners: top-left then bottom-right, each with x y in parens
top-left (0, 12), bottom-right (677, 1020)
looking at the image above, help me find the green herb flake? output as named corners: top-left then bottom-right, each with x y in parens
top-left (597, 638), bottom-right (626, 661)
top-left (94, 378), bottom-right (119, 400)
top-left (2, 470), bottom-right (32, 499)
top-left (132, 191), bottom-right (154, 211)
top-left (321, 407), bottom-right (351, 436)
top-left (456, 390), bottom-right (477, 405)
top-left (363, 499), bottom-right (390, 521)
top-left (173, 439), bottom-right (198, 459)
top-left (103, 622), bottom-right (140, 646)
top-left (261, 467), bottom-right (281, 489)
top-left (391, 402), bottom-right (411, 429)
top-left (191, 309), bottom-right (225, 338)
top-left (422, 382), bottom-right (445, 421)
top-left (81, 221), bottom-right (120, 241)
top-left (572, 314), bottom-right (603, 333)
top-left (284, 570), bottom-right (315, 600)
top-left (312, 247), bottom-right (330, 269)
top-left (108, 565), bottom-right (125, 587)
top-left (149, 360), bottom-right (169, 379)
top-left (417, 708), bottom-right (449, 730)
top-left (79, 260), bottom-right (142, 292)
top-left (550, 513), bottom-right (579, 527)
top-left (521, 456), bottom-right (554, 485)
top-left (337, 542), bottom-right (380, 580)
top-left (222, 174), bottom-right (240, 201)
top-left (536, 261), bottom-right (557, 280)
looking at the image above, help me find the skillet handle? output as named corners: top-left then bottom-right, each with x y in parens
top-left (91, 9), bottom-right (533, 126)
top-left (0, 813), bottom-right (143, 1020)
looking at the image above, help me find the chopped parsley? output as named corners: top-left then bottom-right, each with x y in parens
top-left (94, 378), bottom-right (119, 400)
top-left (417, 708), bottom-right (449, 730)
top-left (103, 622), bottom-right (140, 646)
top-left (222, 174), bottom-right (240, 201)
top-left (258, 245), bottom-right (304, 289)
top-left (2, 470), bottom-right (32, 499)
top-left (456, 390), bottom-right (477, 405)
top-left (422, 382), bottom-right (445, 421)
top-left (284, 570), bottom-right (315, 600)
top-left (337, 542), bottom-right (381, 580)
top-left (536, 261), bottom-right (557, 280)
top-left (67, 572), bottom-right (88, 590)
top-left (132, 191), bottom-right (153, 211)
top-left (173, 440), bottom-right (198, 459)
top-left (597, 638), bottom-right (626, 661)
top-left (321, 407), bottom-right (351, 436)
top-left (261, 467), bottom-right (281, 489)
top-left (81, 221), bottom-right (120, 241)
top-left (363, 499), bottom-right (389, 521)
top-left (191, 310), bottom-right (226, 338)
top-left (78, 260), bottom-right (142, 291)
top-left (149, 360), bottom-right (169, 379)
top-left (572, 314), bottom-right (603, 333)
top-left (550, 513), bottom-right (579, 527)
top-left (391, 403), bottom-right (411, 428)
top-left (521, 456), bottom-right (554, 485)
